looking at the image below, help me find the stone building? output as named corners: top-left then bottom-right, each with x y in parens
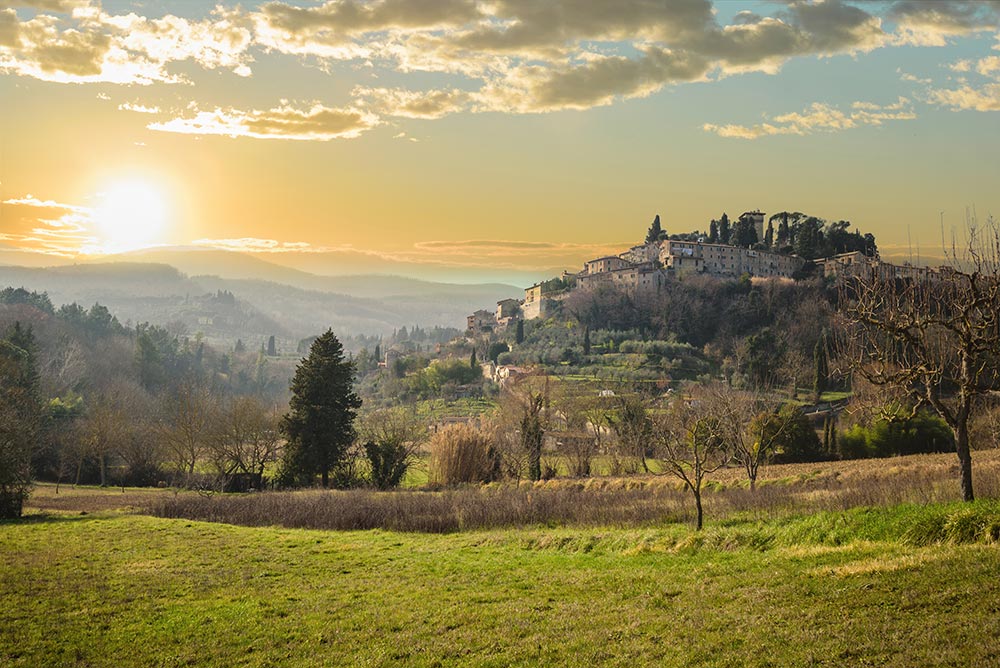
top-left (660, 240), bottom-right (803, 278)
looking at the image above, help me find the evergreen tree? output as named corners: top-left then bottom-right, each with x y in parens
top-left (374, 343), bottom-right (381, 364)
top-left (136, 330), bottom-right (164, 391)
top-left (521, 393), bottom-right (544, 481)
top-left (644, 214), bottom-right (664, 244)
top-left (776, 213), bottom-right (790, 246)
top-left (795, 217), bottom-right (823, 260)
top-left (267, 335), bottom-right (277, 357)
top-left (813, 330), bottom-right (829, 402)
top-left (583, 326), bottom-right (591, 356)
top-left (515, 319), bottom-right (524, 345)
top-left (718, 213), bottom-right (731, 245)
top-left (764, 220), bottom-right (774, 247)
top-left (470, 349), bottom-right (478, 368)
top-left (708, 219), bottom-right (719, 244)
top-left (234, 338), bottom-right (246, 354)
top-left (733, 215), bottom-right (759, 248)
top-left (0, 323), bottom-right (40, 518)
top-left (280, 330), bottom-right (361, 487)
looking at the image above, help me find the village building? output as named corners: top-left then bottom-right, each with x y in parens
top-left (495, 298), bottom-right (522, 329)
top-left (522, 281), bottom-right (559, 319)
top-left (660, 240), bottom-right (804, 278)
top-left (466, 309), bottom-right (494, 334)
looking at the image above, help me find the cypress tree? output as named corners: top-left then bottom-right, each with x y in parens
top-left (813, 331), bottom-right (829, 402)
top-left (718, 213), bottom-right (731, 245)
top-left (645, 214), bottom-right (663, 244)
top-left (515, 319), bottom-right (525, 344)
top-left (280, 330), bottom-right (361, 487)
top-left (470, 349), bottom-right (478, 368)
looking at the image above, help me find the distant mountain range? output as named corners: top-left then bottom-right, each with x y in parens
top-left (0, 249), bottom-right (522, 348)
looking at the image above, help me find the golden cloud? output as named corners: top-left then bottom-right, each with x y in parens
top-left (147, 102), bottom-right (378, 141)
top-left (703, 98), bottom-right (916, 139)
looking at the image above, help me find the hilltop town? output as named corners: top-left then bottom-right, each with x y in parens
top-left (468, 210), bottom-right (935, 333)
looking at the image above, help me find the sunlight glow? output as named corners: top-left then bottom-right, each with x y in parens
top-left (92, 180), bottom-right (169, 253)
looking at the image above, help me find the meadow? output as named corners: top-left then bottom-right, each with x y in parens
top-left (4, 452), bottom-right (1000, 667)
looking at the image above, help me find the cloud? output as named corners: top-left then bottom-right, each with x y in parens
top-left (0, 8), bottom-right (18, 48)
top-left (0, 5), bottom-right (254, 84)
top-left (193, 237), bottom-right (325, 253)
top-left (193, 235), bottom-right (631, 272)
top-left (0, 195), bottom-right (97, 256)
top-left (118, 101), bottom-right (160, 114)
top-left (890, 0), bottom-right (1000, 45)
top-left (927, 83), bottom-right (1000, 111)
top-left (410, 239), bottom-right (632, 263)
top-left (147, 101), bottom-right (378, 140)
top-left (3, 1), bottom-right (89, 11)
top-left (356, 86), bottom-right (470, 119)
top-left (928, 52), bottom-right (1000, 112)
top-left (703, 97), bottom-right (916, 139)
top-left (0, 1), bottom-right (993, 126)
top-left (478, 47), bottom-right (710, 112)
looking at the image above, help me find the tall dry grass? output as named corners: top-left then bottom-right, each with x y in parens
top-left (149, 449), bottom-right (1000, 534)
top-left (428, 423), bottom-right (500, 486)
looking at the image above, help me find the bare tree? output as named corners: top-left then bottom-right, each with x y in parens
top-left (710, 384), bottom-right (794, 491)
top-left (159, 383), bottom-right (216, 480)
top-left (550, 389), bottom-right (600, 477)
top-left (608, 394), bottom-right (654, 474)
top-left (653, 388), bottom-right (732, 530)
top-left (498, 375), bottom-right (550, 481)
top-left (209, 396), bottom-right (282, 483)
top-left (839, 217), bottom-right (1000, 501)
top-left (78, 393), bottom-right (127, 487)
top-left (357, 406), bottom-right (428, 489)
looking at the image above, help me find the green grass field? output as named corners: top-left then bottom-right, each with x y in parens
top-left (3, 496), bottom-right (1000, 667)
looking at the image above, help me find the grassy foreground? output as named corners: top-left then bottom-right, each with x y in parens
top-left (3, 503), bottom-right (1000, 667)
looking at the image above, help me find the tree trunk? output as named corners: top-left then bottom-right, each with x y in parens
top-left (694, 487), bottom-right (704, 531)
top-left (956, 418), bottom-right (974, 502)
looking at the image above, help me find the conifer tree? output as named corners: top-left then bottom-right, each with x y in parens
top-left (0, 323), bottom-right (40, 518)
top-left (813, 331), bottom-right (829, 402)
top-left (280, 330), bottom-right (361, 487)
top-left (645, 214), bottom-right (664, 244)
top-left (515, 319), bottom-right (524, 345)
top-left (718, 213), bottom-right (731, 245)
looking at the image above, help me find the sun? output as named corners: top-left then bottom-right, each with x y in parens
top-left (92, 179), bottom-right (169, 253)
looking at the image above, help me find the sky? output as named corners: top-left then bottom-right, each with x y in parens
top-left (1, 0), bottom-right (999, 284)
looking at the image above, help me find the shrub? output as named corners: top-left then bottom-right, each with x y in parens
top-left (428, 423), bottom-right (500, 485)
top-left (839, 412), bottom-right (954, 460)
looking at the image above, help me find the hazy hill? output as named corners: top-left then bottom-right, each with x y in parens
top-left (115, 248), bottom-right (520, 300)
top-left (0, 260), bottom-right (520, 346)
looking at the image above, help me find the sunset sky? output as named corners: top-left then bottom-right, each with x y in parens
top-left (1, 0), bottom-right (999, 283)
